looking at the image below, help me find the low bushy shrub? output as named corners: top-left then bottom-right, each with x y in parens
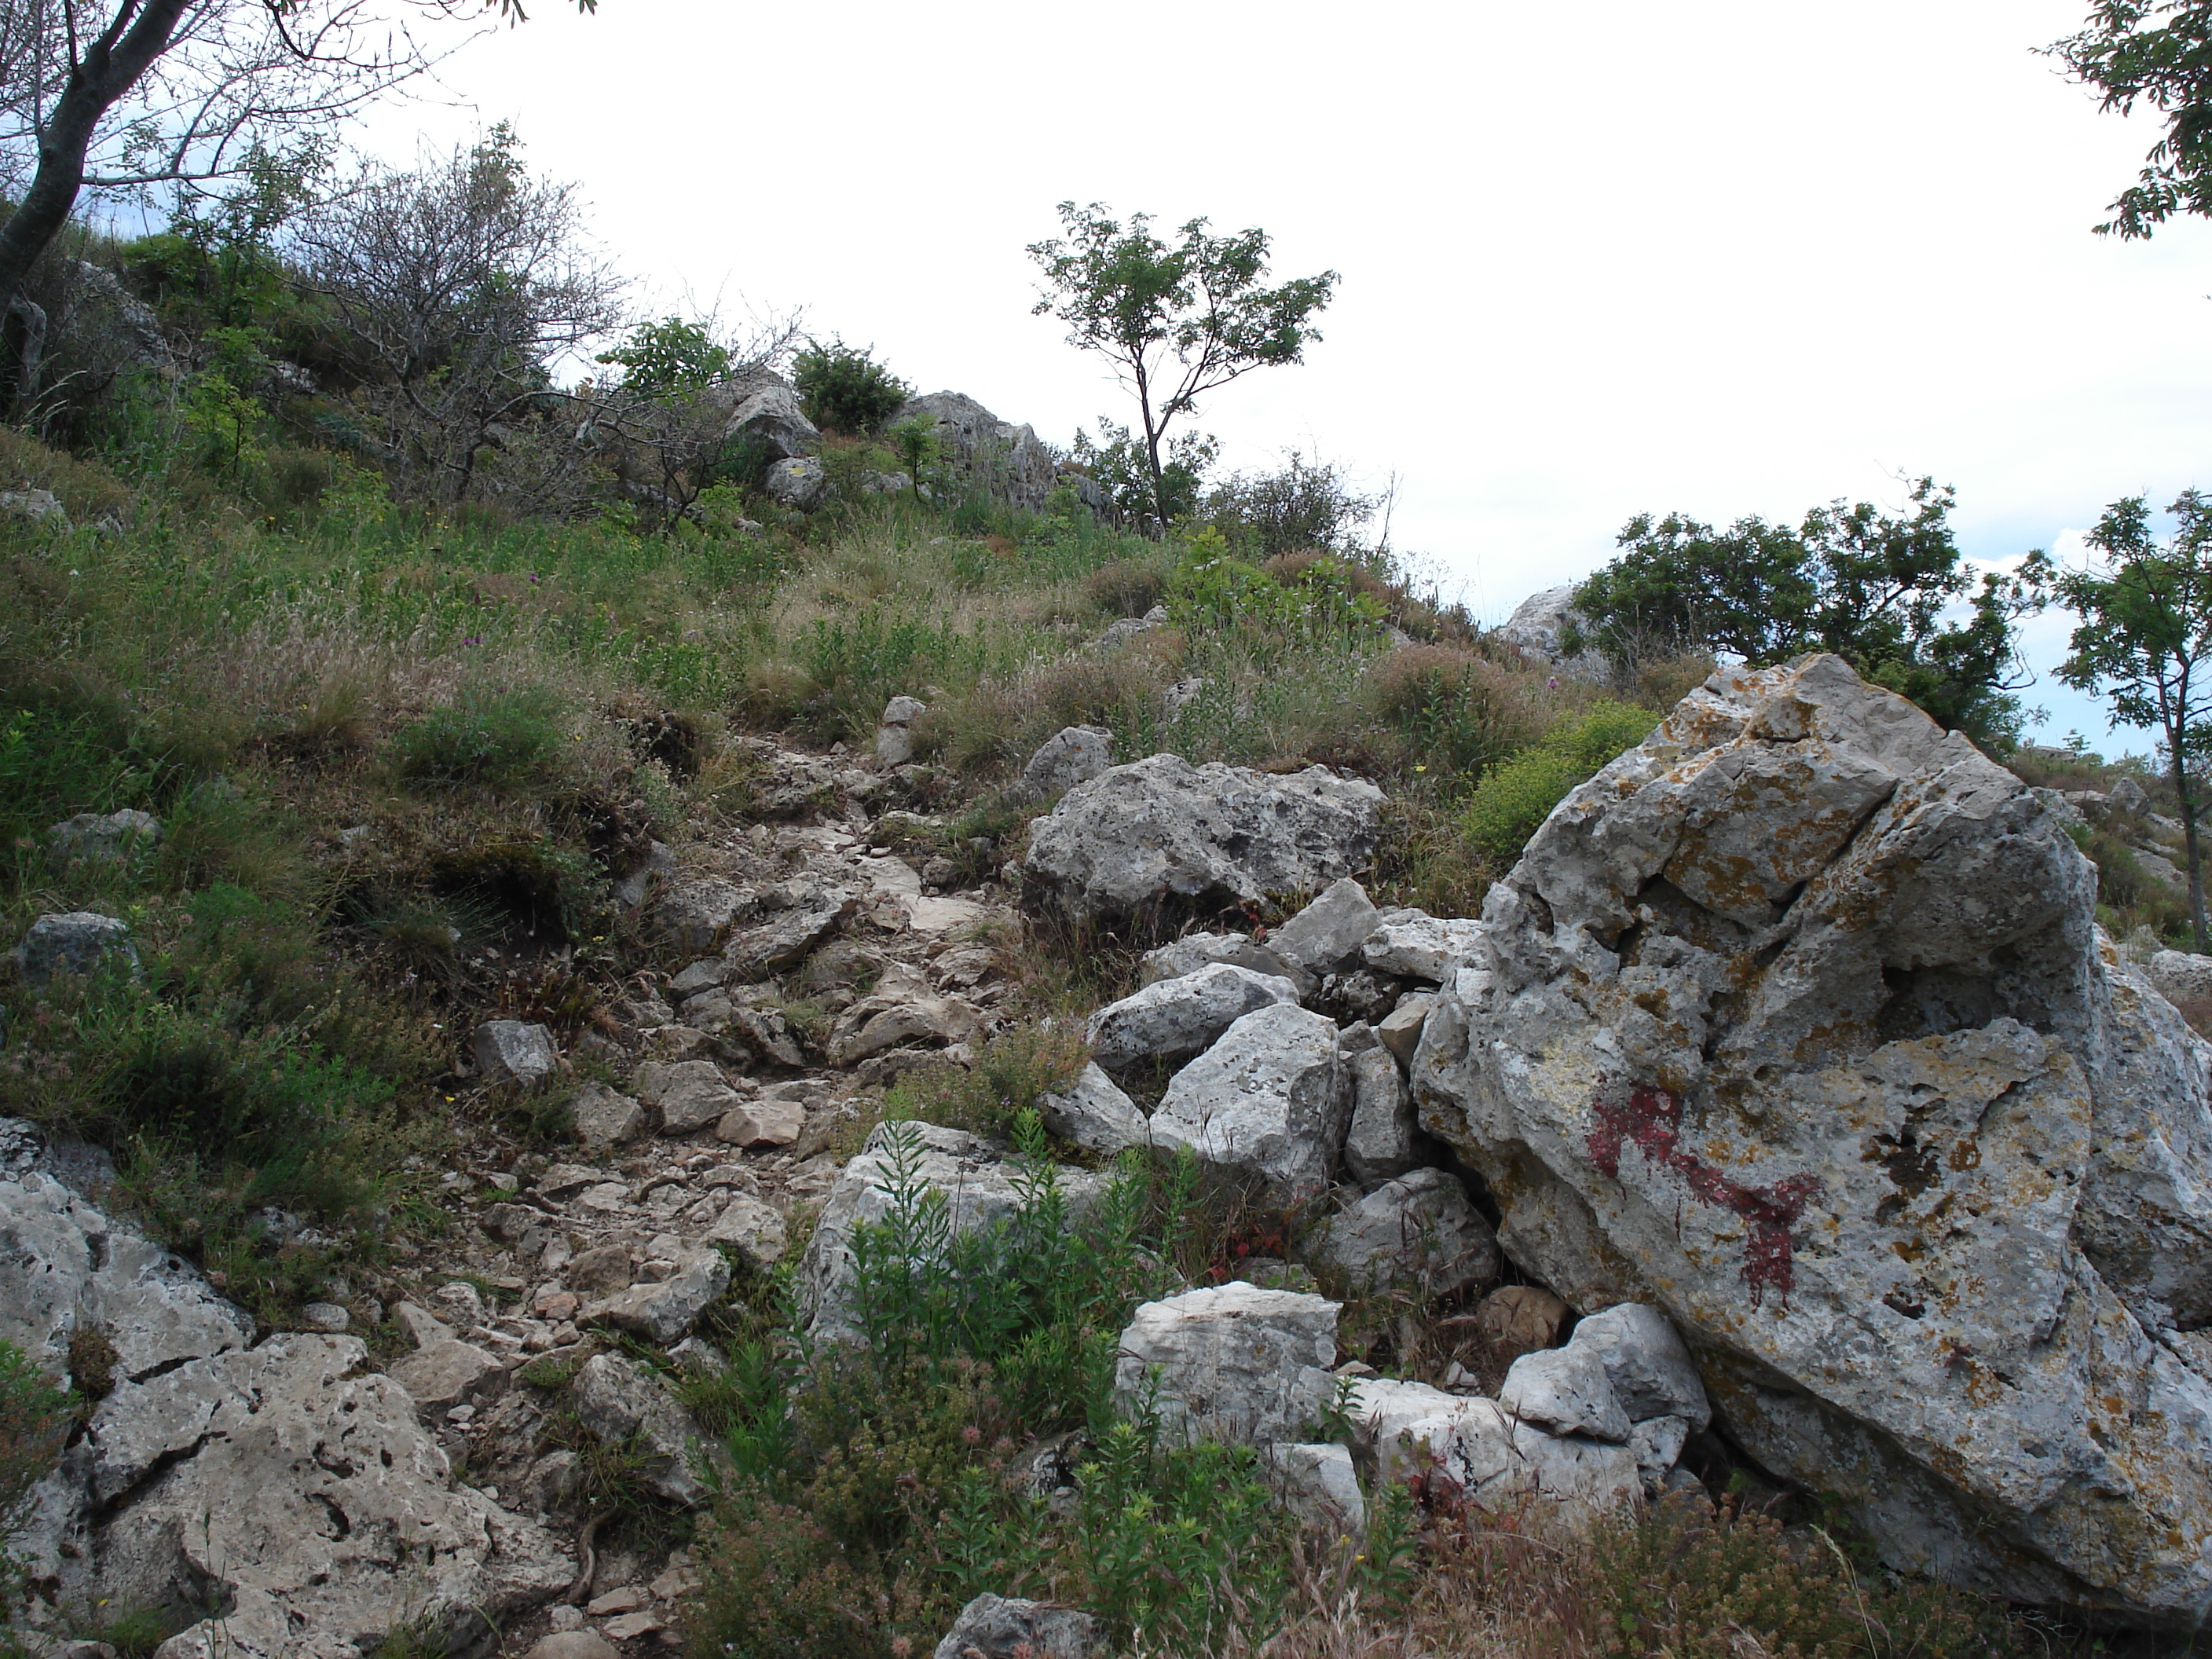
top-left (1580, 1497), bottom-right (2010, 1659)
top-left (390, 685), bottom-right (567, 789)
top-left (793, 338), bottom-right (911, 435)
top-left (1462, 700), bottom-right (1656, 863)
top-left (883, 1024), bottom-right (1086, 1141)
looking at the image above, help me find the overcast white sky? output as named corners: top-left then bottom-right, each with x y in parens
top-left (367, 0), bottom-right (2212, 752)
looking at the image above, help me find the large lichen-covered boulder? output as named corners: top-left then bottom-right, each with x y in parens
top-left (1410, 653), bottom-right (2212, 1626)
top-left (1023, 753), bottom-right (1384, 923)
top-left (0, 1123), bottom-right (565, 1657)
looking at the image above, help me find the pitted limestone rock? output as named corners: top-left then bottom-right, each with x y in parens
top-left (1024, 753), bottom-right (1384, 921)
top-left (1410, 653), bottom-right (2212, 1624)
top-left (1111, 1283), bottom-right (1338, 1446)
top-left (1148, 1003), bottom-right (1352, 1194)
top-left (1085, 961), bottom-right (1301, 1071)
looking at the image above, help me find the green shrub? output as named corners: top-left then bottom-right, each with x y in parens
top-left (1462, 700), bottom-right (1655, 862)
top-left (391, 686), bottom-right (567, 789)
top-left (793, 337), bottom-right (911, 435)
top-left (882, 1024), bottom-right (1085, 1141)
top-left (687, 1119), bottom-right (1302, 1659)
top-left (1583, 1497), bottom-right (2010, 1659)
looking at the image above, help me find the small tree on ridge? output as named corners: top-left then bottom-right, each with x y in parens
top-left (2050, 490), bottom-right (2212, 949)
top-left (1027, 201), bottom-right (1335, 537)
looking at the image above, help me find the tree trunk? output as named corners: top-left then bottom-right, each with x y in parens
top-left (2174, 736), bottom-right (2210, 952)
top-left (1133, 367), bottom-right (1168, 540)
top-left (0, 0), bottom-right (195, 404)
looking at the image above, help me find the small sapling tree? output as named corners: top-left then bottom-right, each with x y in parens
top-left (1027, 200), bottom-right (1335, 537)
top-left (2049, 490), bottom-right (2212, 948)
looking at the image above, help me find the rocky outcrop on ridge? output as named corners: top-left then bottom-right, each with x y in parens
top-left (1409, 652), bottom-right (2212, 1625)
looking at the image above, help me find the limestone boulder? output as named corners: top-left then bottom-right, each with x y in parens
top-left (932, 1594), bottom-right (1101, 1659)
top-left (1149, 1004), bottom-right (1352, 1195)
top-left (765, 456), bottom-right (828, 511)
top-left (1111, 1283), bottom-right (1338, 1446)
top-left (1410, 653), bottom-right (2212, 1624)
top-left (720, 380), bottom-right (819, 459)
top-left (1137, 931), bottom-right (1313, 998)
top-left (1361, 910), bottom-right (1484, 983)
top-left (1036, 1062), bottom-right (1150, 1156)
top-left (1350, 1376), bottom-right (1638, 1527)
top-left (1084, 961), bottom-right (1301, 1071)
top-left (1024, 753), bottom-right (1384, 922)
top-left (797, 1121), bottom-right (1107, 1342)
top-left (889, 391), bottom-right (1060, 511)
top-left (14, 912), bottom-right (140, 986)
top-left (47, 809), bottom-right (160, 863)
top-left (1308, 1166), bottom-right (1496, 1297)
top-left (569, 1353), bottom-right (722, 1506)
top-left (1342, 1046), bottom-right (1419, 1185)
top-left (581, 1247), bottom-right (730, 1342)
top-left (473, 1019), bottom-right (558, 1086)
top-left (0, 1134), bottom-right (565, 1659)
top-left (1020, 726), bottom-right (1114, 799)
top-left (2148, 949), bottom-right (2212, 1005)
top-left (1270, 877), bottom-right (1381, 975)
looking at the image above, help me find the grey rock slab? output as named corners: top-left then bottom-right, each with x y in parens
top-left (704, 1192), bottom-right (787, 1267)
top-left (651, 875), bottom-right (753, 954)
top-left (797, 1121), bottom-right (1107, 1342)
top-left (1020, 726), bottom-right (1114, 799)
top-left (1628, 1413), bottom-right (1692, 1496)
top-left (1085, 961), bottom-right (1301, 1072)
top-left (890, 391), bottom-right (1062, 513)
top-left (764, 454), bottom-right (828, 510)
top-left (1309, 1166), bottom-right (1496, 1297)
top-left (1137, 931), bottom-right (1313, 998)
top-left (1361, 910), bottom-right (1484, 983)
top-left (1376, 993), bottom-right (1434, 1069)
top-left (1114, 1283), bottom-right (1339, 1447)
top-left (633, 1059), bottom-right (744, 1134)
top-left (14, 911), bottom-right (140, 986)
top-left (1149, 1003), bottom-right (1351, 1195)
top-left (716, 1095), bottom-right (805, 1147)
top-left (581, 1247), bottom-right (730, 1342)
top-left (47, 809), bottom-right (160, 862)
top-left (569, 1352), bottom-right (720, 1506)
top-left (932, 1593), bottom-right (1101, 1659)
top-left (1499, 1344), bottom-right (1632, 1443)
top-left (668, 958), bottom-right (727, 998)
top-left (1351, 1377), bottom-right (1638, 1528)
top-left (1037, 1063), bottom-right (1150, 1156)
top-left (386, 1337), bottom-right (504, 1414)
top-left (566, 1082), bottom-right (645, 1147)
top-left (1263, 1441), bottom-right (1366, 1533)
top-left (2148, 949), bottom-right (2212, 1005)
top-left (473, 1020), bottom-right (558, 1086)
top-left (1342, 1046), bottom-right (1420, 1185)
top-left (1409, 651), bottom-right (2212, 1623)
top-left (1271, 877), bottom-right (1381, 974)
top-left (720, 381), bottom-right (819, 460)
top-left (723, 892), bottom-right (855, 980)
top-left (1024, 753), bottom-right (1385, 921)
top-left (45, 1335), bottom-right (567, 1659)
top-left (0, 1161), bottom-right (252, 1386)
top-left (522, 1635), bottom-right (620, 1659)
top-left (1567, 1303), bottom-right (1709, 1428)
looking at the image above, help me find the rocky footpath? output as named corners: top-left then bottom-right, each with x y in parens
top-left (17, 657), bottom-right (2212, 1650)
top-left (1411, 653), bottom-right (2212, 1626)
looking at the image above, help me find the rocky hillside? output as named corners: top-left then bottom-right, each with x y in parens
top-left (4, 377), bottom-right (2210, 1659)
